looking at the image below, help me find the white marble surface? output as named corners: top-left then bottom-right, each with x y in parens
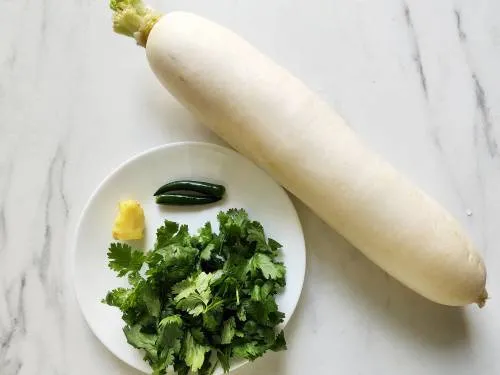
top-left (1, 0), bottom-right (500, 374)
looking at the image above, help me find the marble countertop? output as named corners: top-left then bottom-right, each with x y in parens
top-left (1, 0), bottom-right (500, 374)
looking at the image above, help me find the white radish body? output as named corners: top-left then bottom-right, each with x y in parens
top-left (145, 11), bottom-right (487, 306)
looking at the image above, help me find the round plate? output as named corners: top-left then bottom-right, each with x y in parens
top-left (72, 142), bottom-right (306, 374)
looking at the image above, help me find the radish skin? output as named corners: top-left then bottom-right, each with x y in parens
top-left (110, 3), bottom-right (488, 307)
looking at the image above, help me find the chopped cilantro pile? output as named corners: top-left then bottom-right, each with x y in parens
top-left (103, 209), bottom-right (287, 374)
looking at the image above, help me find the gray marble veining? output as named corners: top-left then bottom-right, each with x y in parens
top-left (454, 10), bottom-right (467, 42)
top-left (472, 74), bottom-right (498, 157)
top-left (0, 274), bottom-right (26, 374)
top-left (0, 162), bottom-right (12, 255)
top-left (403, 2), bottom-right (428, 98)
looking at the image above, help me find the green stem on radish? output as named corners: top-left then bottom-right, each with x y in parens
top-left (110, 0), bottom-right (162, 47)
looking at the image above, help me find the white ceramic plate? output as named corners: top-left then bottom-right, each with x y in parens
top-left (73, 142), bottom-right (306, 374)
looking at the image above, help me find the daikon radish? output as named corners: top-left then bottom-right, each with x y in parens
top-left (109, 1), bottom-right (488, 307)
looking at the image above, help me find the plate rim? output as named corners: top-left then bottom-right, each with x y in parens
top-left (71, 141), bottom-right (307, 373)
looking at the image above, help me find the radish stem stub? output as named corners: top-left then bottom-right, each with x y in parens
top-left (110, 0), bottom-right (161, 47)
top-left (109, 1), bottom-right (488, 307)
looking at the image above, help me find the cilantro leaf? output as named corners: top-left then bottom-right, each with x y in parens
top-left (246, 221), bottom-right (269, 253)
top-left (251, 285), bottom-right (262, 301)
top-left (218, 209), bottom-right (249, 239)
top-left (201, 296), bottom-right (225, 332)
top-left (173, 272), bottom-right (214, 316)
top-left (183, 330), bottom-right (211, 372)
top-left (190, 327), bottom-right (207, 344)
top-left (268, 238), bottom-right (282, 254)
top-left (203, 309), bottom-right (221, 332)
top-left (206, 296), bottom-right (225, 312)
top-left (173, 360), bottom-right (190, 375)
top-left (146, 244), bottom-right (198, 286)
top-left (151, 361), bottom-right (168, 375)
top-left (155, 221), bottom-right (191, 249)
top-left (176, 293), bottom-right (209, 316)
top-left (217, 347), bottom-right (231, 372)
top-left (158, 315), bottom-right (183, 349)
top-left (221, 317), bottom-right (236, 344)
top-left (172, 272), bottom-right (212, 301)
top-left (127, 271), bottom-right (144, 287)
top-left (198, 357), bottom-right (217, 375)
top-left (138, 282), bottom-right (161, 318)
top-left (124, 325), bottom-right (158, 363)
top-left (223, 254), bottom-right (248, 281)
top-left (246, 253), bottom-right (285, 280)
top-left (155, 220), bottom-right (179, 248)
top-left (153, 316), bottom-right (184, 374)
top-left (270, 330), bottom-right (287, 352)
top-left (200, 243), bottom-right (215, 261)
top-left (107, 243), bottom-right (145, 277)
top-left (237, 299), bottom-right (250, 322)
top-left (171, 277), bottom-right (197, 300)
top-left (196, 222), bottom-right (214, 248)
top-left (103, 287), bottom-right (134, 310)
top-left (246, 296), bottom-right (285, 327)
top-left (232, 342), bottom-right (267, 361)
top-left (171, 224), bottom-right (191, 246)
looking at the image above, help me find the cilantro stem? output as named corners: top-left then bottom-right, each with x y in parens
top-left (209, 359), bottom-right (219, 375)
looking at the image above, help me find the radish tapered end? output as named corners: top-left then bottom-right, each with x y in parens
top-left (109, 0), bottom-right (162, 47)
top-left (476, 289), bottom-right (489, 308)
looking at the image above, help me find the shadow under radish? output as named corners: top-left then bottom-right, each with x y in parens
top-left (142, 77), bottom-right (230, 147)
top-left (291, 197), bottom-right (471, 348)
